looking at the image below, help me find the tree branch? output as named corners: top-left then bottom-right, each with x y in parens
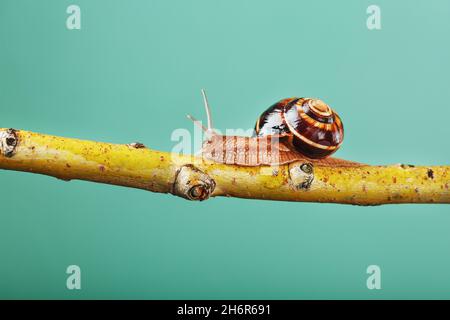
top-left (0, 128), bottom-right (449, 205)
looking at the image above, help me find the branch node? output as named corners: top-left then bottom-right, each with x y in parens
top-left (288, 162), bottom-right (314, 190)
top-left (172, 164), bottom-right (216, 201)
top-left (0, 128), bottom-right (18, 157)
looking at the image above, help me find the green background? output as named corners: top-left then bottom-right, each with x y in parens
top-left (1, 0), bottom-right (449, 299)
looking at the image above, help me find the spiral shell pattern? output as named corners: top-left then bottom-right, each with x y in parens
top-left (255, 97), bottom-right (344, 159)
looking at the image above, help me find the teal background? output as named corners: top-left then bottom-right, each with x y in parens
top-left (1, 0), bottom-right (449, 299)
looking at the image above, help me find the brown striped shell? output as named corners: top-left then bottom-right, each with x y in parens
top-left (255, 97), bottom-right (344, 159)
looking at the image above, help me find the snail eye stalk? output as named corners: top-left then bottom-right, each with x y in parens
top-left (186, 89), bottom-right (217, 141)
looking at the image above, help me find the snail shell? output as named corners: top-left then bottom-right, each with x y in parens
top-left (255, 97), bottom-right (344, 159)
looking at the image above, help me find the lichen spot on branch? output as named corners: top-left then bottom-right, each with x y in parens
top-left (127, 142), bottom-right (146, 149)
top-left (0, 128), bottom-right (18, 157)
top-left (173, 164), bottom-right (216, 201)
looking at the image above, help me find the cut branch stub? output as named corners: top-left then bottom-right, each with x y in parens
top-left (172, 164), bottom-right (216, 201)
top-left (288, 162), bottom-right (314, 190)
top-left (0, 128), bottom-right (18, 157)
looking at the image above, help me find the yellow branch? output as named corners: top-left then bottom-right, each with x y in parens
top-left (0, 128), bottom-right (449, 205)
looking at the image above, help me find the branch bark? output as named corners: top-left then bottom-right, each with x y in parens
top-left (0, 128), bottom-right (449, 205)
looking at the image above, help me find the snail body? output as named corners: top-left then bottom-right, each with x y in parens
top-left (200, 134), bottom-right (304, 166)
top-left (188, 90), bottom-right (346, 167)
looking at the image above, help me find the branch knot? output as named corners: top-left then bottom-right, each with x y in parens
top-left (173, 164), bottom-right (216, 201)
top-left (0, 128), bottom-right (18, 157)
top-left (288, 162), bottom-right (314, 190)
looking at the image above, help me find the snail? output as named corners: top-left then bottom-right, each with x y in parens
top-left (187, 90), bottom-right (349, 167)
